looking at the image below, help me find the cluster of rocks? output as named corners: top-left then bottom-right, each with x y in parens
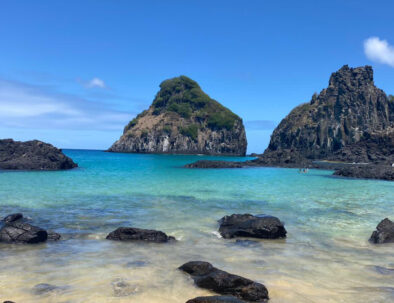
top-left (0, 139), bottom-right (77, 171)
top-left (2, 213), bottom-right (393, 302)
top-left (184, 65), bottom-right (394, 181)
top-left (0, 213), bottom-right (60, 244)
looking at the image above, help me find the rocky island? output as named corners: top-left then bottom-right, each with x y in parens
top-left (0, 139), bottom-right (77, 170)
top-left (108, 76), bottom-right (247, 155)
top-left (185, 65), bottom-right (394, 180)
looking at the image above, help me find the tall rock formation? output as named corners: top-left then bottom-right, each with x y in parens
top-left (264, 65), bottom-right (394, 161)
top-left (108, 76), bottom-right (247, 155)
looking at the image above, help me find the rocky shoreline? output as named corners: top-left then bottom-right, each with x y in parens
top-left (2, 212), bottom-right (392, 302)
top-left (0, 139), bottom-right (77, 171)
top-left (184, 158), bottom-right (394, 181)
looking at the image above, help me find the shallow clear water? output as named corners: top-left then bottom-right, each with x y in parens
top-left (0, 150), bottom-right (393, 303)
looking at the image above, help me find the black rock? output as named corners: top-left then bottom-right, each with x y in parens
top-left (218, 214), bottom-right (287, 239)
top-left (0, 222), bottom-right (48, 244)
top-left (369, 218), bottom-right (394, 244)
top-left (186, 296), bottom-right (246, 303)
top-left (264, 65), bottom-right (394, 162)
top-left (3, 213), bottom-right (23, 223)
top-left (179, 261), bottom-right (269, 302)
top-left (333, 165), bottom-right (394, 181)
top-left (0, 139), bottom-right (77, 170)
top-left (106, 227), bottom-right (175, 243)
top-left (185, 160), bottom-right (243, 169)
top-left (3, 301), bottom-right (15, 303)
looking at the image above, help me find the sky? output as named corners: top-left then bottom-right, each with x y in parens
top-left (0, 0), bottom-right (394, 153)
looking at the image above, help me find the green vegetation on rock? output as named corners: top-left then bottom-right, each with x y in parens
top-left (152, 76), bottom-right (240, 130)
top-left (389, 95), bottom-right (394, 102)
top-left (179, 124), bottom-right (198, 141)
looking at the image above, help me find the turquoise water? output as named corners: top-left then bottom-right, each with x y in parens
top-left (0, 150), bottom-right (393, 302)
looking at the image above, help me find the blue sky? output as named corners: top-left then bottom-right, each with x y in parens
top-left (1, 0), bottom-right (393, 153)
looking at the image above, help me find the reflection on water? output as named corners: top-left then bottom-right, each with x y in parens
top-left (0, 150), bottom-right (393, 303)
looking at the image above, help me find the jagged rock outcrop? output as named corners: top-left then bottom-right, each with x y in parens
top-left (264, 65), bottom-right (394, 162)
top-left (0, 139), bottom-right (77, 170)
top-left (108, 76), bottom-right (247, 155)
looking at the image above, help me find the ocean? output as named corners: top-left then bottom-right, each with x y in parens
top-left (0, 149), bottom-right (393, 302)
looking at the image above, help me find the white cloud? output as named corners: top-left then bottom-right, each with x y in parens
top-left (364, 37), bottom-right (394, 67)
top-left (0, 79), bottom-right (131, 131)
top-left (86, 77), bottom-right (106, 88)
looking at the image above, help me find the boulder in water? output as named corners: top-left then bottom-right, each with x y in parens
top-left (179, 261), bottom-right (269, 302)
top-left (106, 227), bottom-right (175, 243)
top-left (369, 218), bottom-right (394, 244)
top-left (0, 222), bottom-right (47, 244)
top-left (218, 214), bottom-right (287, 239)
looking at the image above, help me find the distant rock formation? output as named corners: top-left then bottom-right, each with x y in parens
top-left (108, 76), bottom-right (247, 155)
top-left (263, 65), bottom-right (394, 163)
top-left (183, 65), bottom-right (394, 180)
top-left (0, 139), bottom-right (77, 170)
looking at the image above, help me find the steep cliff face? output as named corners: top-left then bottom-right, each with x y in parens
top-left (265, 65), bottom-right (394, 160)
top-left (108, 76), bottom-right (247, 155)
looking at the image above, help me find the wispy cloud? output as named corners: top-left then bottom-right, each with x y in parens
top-left (364, 37), bottom-right (394, 67)
top-left (0, 79), bottom-right (132, 131)
top-left (87, 77), bottom-right (106, 88)
top-left (245, 120), bottom-right (277, 130)
top-left (77, 77), bottom-right (107, 89)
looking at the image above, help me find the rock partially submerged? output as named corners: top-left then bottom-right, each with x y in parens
top-left (0, 221), bottom-right (48, 244)
top-left (369, 218), bottom-right (394, 244)
top-left (333, 165), bottom-right (394, 181)
top-left (106, 227), bottom-right (175, 243)
top-left (179, 261), bottom-right (269, 302)
top-left (0, 213), bottom-right (61, 244)
top-left (218, 214), bottom-right (287, 239)
top-left (185, 160), bottom-right (244, 169)
top-left (186, 296), bottom-right (246, 303)
top-left (0, 139), bottom-right (77, 170)
top-left (2, 213), bottom-right (23, 223)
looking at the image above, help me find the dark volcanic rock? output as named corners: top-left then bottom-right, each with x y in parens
top-left (369, 218), bottom-right (394, 244)
top-left (186, 296), bottom-right (246, 303)
top-left (185, 160), bottom-right (244, 168)
top-left (108, 76), bottom-right (247, 156)
top-left (333, 165), bottom-right (394, 181)
top-left (264, 65), bottom-right (393, 162)
top-left (106, 227), bottom-right (175, 243)
top-left (218, 214), bottom-right (287, 239)
top-left (3, 213), bottom-right (23, 223)
top-left (328, 130), bottom-right (394, 164)
top-left (0, 222), bottom-right (48, 244)
top-left (0, 139), bottom-right (77, 170)
top-left (179, 261), bottom-right (269, 302)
